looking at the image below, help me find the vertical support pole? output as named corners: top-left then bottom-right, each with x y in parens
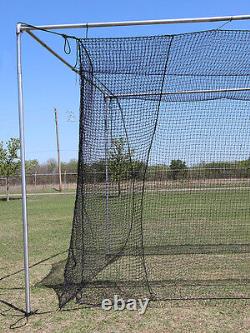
top-left (5, 177), bottom-right (8, 199)
top-left (54, 108), bottom-right (62, 192)
top-left (16, 24), bottom-right (31, 315)
top-left (64, 170), bottom-right (67, 188)
top-left (34, 172), bottom-right (37, 189)
top-left (104, 97), bottom-right (111, 254)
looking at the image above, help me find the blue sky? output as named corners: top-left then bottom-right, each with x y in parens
top-left (1, 0), bottom-right (250, 163)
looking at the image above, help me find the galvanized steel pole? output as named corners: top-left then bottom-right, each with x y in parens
top-left (19, 14), bottom-right (250, 31)
top-left (16, 23), bottom-right (31, 315)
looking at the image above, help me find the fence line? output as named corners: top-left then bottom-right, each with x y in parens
top-left (1, 167), bottom-right (250, 195)
top-left (0, 166), bottom-right (250, 196)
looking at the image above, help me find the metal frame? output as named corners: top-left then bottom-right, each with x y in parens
top-left (108, 87), bottom-right (250, 99)
top-left (16, 25), bottom-right (31, 315)
top-left (19, 15), bottom-right (250, 31)
top-left (16, 14), bottom-right (250, 315)
top-left (26, 31), bottom-right (79, 74)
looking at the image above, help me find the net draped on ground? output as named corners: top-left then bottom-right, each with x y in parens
top-left (42, 30), bottom-right (250, 307)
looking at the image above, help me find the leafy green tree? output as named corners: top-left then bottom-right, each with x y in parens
top-left (67, 159), bottom-right (78, 173)
top-left (169, 159), bottom-right (187, 180)
top-left (147, 164), bottom-right (169, 181)
top-left (109, 138), bottom-right (130, 196)
top-left (196, 161), bottom-right (237, 179)
top-left (131, 160), bottom-right (146, 180)
top-left (25, 159), bottom-right (39, 174)
top-left (61, 159), bottom-right (78, 173)
top-left (0, 138), bottom-right (20, 201)
top-left (91, 159), bottom-right (106, 183)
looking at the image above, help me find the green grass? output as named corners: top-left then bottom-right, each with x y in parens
top-left (143, 189), bottom-right (250, 245)
top-left (0, 190), bottom-right (250, 332)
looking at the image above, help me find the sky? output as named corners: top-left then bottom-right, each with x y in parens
top-left (1, 0), bottom-right (250, 163)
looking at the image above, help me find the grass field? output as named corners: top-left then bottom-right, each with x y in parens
top-left (0, 189), bottom-right (250, 332)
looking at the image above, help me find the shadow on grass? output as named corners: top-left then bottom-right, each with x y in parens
top-left (0, 197), bottom-right (21, 202)
top-left (39, 256), bottom-right (250, 310)
top-left (2, 249), bottom-right (250, 329)
top-left (0, 299), bottom-right (32, 329)
top-left (0, 251), bottom-right (83, 330)
top-left (0, 250), bottom-right (68, 329)
top-left (0, 250), bottom-right (68, 283)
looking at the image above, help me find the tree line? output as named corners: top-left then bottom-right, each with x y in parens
top-left (1, 137), bottom-right (250, 200)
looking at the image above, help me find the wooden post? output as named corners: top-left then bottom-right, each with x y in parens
top-left (54, 108), bottom-right (62, 192)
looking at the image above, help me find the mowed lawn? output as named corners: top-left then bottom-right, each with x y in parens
top-left (0, 189), bottom-right (250, 332)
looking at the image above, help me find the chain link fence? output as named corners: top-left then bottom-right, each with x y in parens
top-left (0, 172), bottom-right (77, 194)
top-left (1, 167), bottom-right (250, 195)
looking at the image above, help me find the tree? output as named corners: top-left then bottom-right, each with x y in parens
top-left (91, 159), bottom-right (106, 183)
top-left (66, 159), bottom-right (78, 173)
top-left (169, 159), bottom-right (187, 180)
top-left (131, 159), bottom-right (146, 180)
top-left (195, 161), bottom-right (237, 179)
top-left (25, 159), bottom-right (39, 174)
top-left (47, 158), bottom-right (57, 173)
top-left (147, 164), bottom-right (169, 181)
top-left (109, 138), bottom-right (130, 196)
top-left (0, 138), bottom-right (20, 201)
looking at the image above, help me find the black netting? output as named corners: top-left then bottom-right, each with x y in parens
top-left (42, 30), bottom-right (250, 307)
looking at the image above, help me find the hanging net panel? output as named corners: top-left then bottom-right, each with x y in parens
top-left (43, 30), bottom-right (250, 307)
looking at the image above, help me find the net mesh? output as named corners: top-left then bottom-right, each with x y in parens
top-left (43, 30), bottom-right (250, 306)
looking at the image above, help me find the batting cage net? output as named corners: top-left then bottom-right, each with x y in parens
top-left (43, 30), bottom-right (250, 307)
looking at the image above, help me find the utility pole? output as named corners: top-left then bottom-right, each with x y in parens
top-left (54, 108), bottom-right (62, 192)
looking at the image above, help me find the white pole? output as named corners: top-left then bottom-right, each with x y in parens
top-left (16, 24), bottom-right (31, 315)
top-left (19, 14), bottom-right (250, 31)
top-left (104, 98), bottom-right (111, 255)
top-left (54, 108), bottom-right (62, 192)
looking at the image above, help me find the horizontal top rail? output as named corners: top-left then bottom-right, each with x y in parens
top-left (19, 15), bottom-right (250, 32)
top-left (107, 87), bottom-right (250, 99)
